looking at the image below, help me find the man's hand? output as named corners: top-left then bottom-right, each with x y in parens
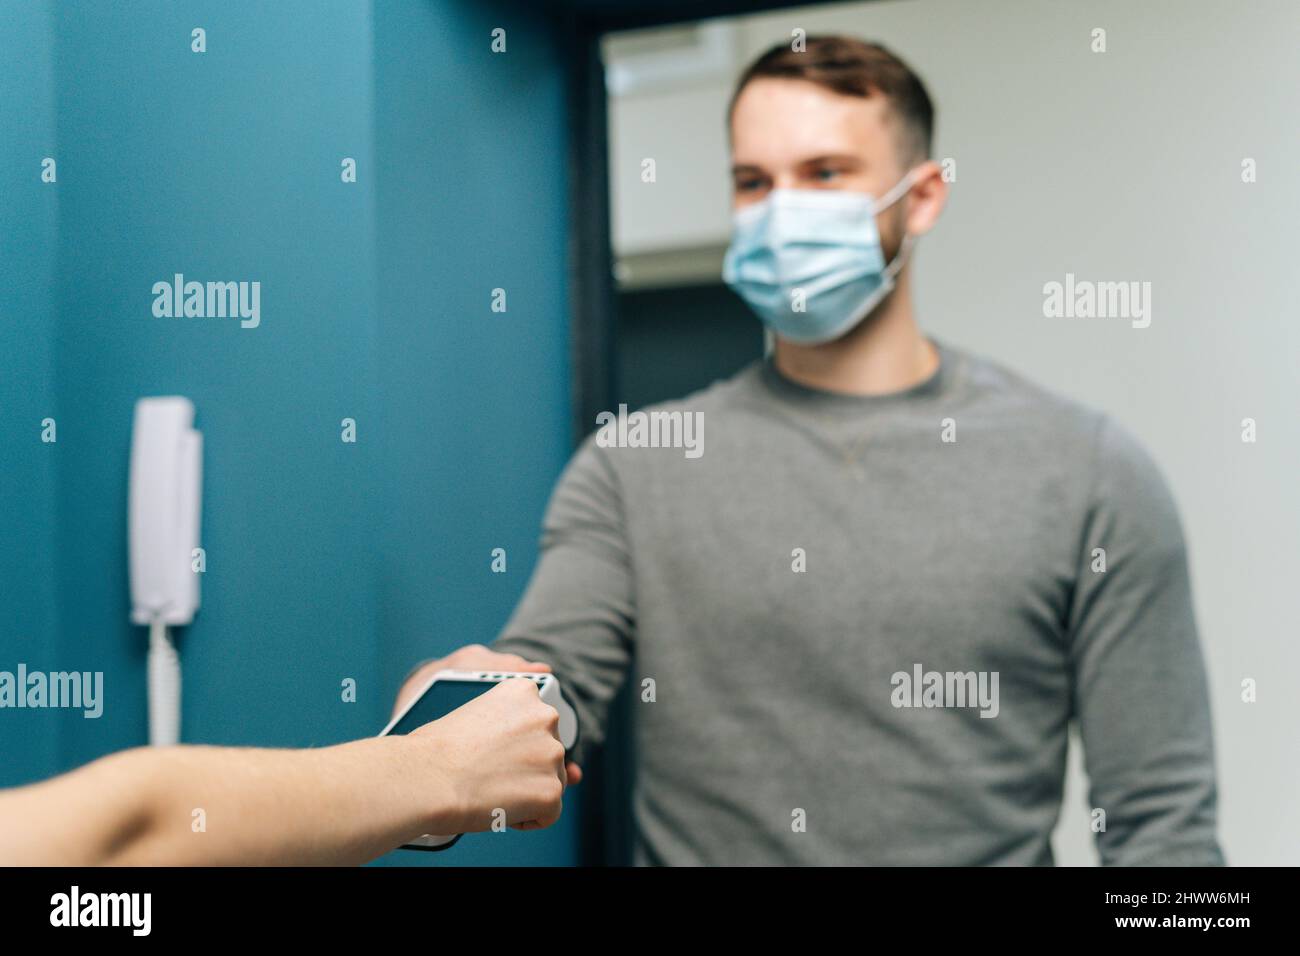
top-left (393, 644), bottom-right (582, 788)
top-left (392, 644), bottom-right (552, 716)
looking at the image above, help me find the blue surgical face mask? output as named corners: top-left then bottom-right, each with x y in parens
top-left (722, 170), bottom-right (919, 345)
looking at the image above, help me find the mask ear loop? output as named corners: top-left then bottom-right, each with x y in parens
top-left (875, 166), bottom-right (922, 277)
top-left (873, 167), bottom-right (920, 213)
top-left (884, 233), bottom-right (916, 279)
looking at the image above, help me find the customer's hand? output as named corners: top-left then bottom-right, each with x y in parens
top-left (394, 644), bottom-right (584, 791)
top-left (409, 678), bottom-right (568, 833)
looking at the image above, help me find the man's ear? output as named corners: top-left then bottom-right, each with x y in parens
top-left (903, 159), bottom-right (948, 238)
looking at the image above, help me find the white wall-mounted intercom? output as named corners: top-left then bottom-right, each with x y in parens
top-left (128, 397), bottom-right (202, 746)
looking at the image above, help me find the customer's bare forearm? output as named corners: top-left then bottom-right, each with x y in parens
top-left (0, 737), bottom-right (451, 866)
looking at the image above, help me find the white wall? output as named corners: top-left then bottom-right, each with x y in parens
top-left (605, 0), bottom-right (1300, 865)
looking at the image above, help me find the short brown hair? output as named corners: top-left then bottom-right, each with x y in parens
top-left (728, 36), bottom-right (935, 163)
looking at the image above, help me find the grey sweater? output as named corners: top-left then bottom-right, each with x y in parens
top-left (494, 340), bottom-right (1222, 865)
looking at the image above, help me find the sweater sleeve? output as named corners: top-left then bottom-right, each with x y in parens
top-left (1067, 414), bottom-right (1224, 866)
top-left (492, 437), bottom-right (635, 765)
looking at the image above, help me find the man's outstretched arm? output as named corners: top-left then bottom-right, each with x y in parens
top-left (396, 436), bottom-right (636, 768)
top-left (490, 437), bottom-right (636, 766)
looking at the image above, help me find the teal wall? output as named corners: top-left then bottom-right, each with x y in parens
top-left (0, 0), bottom-right (577, 865)
top-left (0, 0), bottom-right (60, 785)
top-left (370, 0), bottom-right (577, 866)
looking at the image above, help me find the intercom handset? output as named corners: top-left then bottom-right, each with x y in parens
top-left (128, 397), bottom-right (202, 747)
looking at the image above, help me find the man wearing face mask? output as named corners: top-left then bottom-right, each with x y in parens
top-left (395, 37), bottom-right (1223, 866)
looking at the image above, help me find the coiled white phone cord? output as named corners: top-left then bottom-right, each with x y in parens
top-left (147, 618), bottom-right (182, 746)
